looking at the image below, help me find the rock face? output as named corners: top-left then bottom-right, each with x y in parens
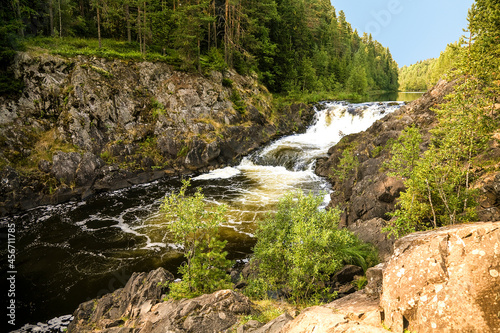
top-left (0, 52), bottom-right (314, 216)
top-left (68, 267), bottom-right (174, 332)
top-left (347, 218), bottom-right (395, 262)
top-left (381, 221), bottom-right (500, 333)
top-left (140, 290), bottom-right (253, 333)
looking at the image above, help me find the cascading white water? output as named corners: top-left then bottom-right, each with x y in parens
top-left (193, 101), bottom-right (403, 230)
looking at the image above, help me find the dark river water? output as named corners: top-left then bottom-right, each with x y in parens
top-left (0, 93), bottom-right (423, 331)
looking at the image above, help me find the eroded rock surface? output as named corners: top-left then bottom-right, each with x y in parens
top-left (381, 221), bottom-right (500, 332)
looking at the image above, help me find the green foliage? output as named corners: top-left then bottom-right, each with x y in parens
top-left (251, 191), bottom-right (377, 303)
top-left (353, 276), bottom-right (367, 290)
top-left (230, 90), bottom-right (246, 114)
top-left (385, 77), bottom-right (496, 238)
top-left (385, 0), bottom-right (500, 238)
top-left (161, 179), bottom-right (232, 299)
top-left (200, 48), bottom-right (227, 73)
top-left (386, 126), bottom-right (423, 179)
top-left (332, 148), bottom-right (359, 182)
top-left (222, 78), bottom-right (234, 88)
top-left (398, 43), bottom-right (461, 92)
top-left (151, 98), bottom-right (166, 119)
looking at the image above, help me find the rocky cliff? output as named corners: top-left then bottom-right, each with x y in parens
top-left (0, 51), bottom-right (314, 216)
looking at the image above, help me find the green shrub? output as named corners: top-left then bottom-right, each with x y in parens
top-left (161, 179), bottom-right (232, 299)
top-left (251, 191), bottom-right (377, 304)
top-left (151, 98), bottom-right (166, 119)
top-left (332, 148), bottom-right (359, 182)
top-left (222, 78), bottom-right (233, 88)
top-left (200, 48), bottom-right (228, 73)
top-left (230, 90), bottom-right (246, 114)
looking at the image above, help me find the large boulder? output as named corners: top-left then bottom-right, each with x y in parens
top-left (347, 217), bottom-right (396, 262)
top-left (281, 291), bottom-right (386, 333)
top-left (138, 289), bottom-right (254, 333)
top-left (381, 222), bottom-right (500, 332)
top-left (68, 267), bottom-right (174, 332)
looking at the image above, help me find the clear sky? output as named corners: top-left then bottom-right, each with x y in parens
top-left (331, 0), bottom-right (475, 67)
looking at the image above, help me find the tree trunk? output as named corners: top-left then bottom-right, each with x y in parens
top-left (49, 0), bottom-right (54, 36)
top-left (125, 4), bottom-right (131, 43)
top-left (15, 0), bottom-right (24, 37)
top-left (138, 7), bottom-right (142, 53)
top-left (58, 0), bottom-right (62, 37)
top-left (224, 0), bottom-right (230, 65)
top-left (97, 4), bottom-right (102, 48)
top-left (143, 1), bottom-right (147, 54)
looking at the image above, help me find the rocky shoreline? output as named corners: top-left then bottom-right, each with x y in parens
top-left (0, 51), bottom-right (315, 216)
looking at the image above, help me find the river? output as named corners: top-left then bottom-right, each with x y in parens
top-left (1, 93), bottom-right (422, 331)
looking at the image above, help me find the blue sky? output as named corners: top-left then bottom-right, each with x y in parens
top-left (331, 0), bottom-right (475, 67)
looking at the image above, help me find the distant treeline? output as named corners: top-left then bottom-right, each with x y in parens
top-left (398, 43), bottom-right (461, 92)
top-left (0, 0), bottom-right (398, 96)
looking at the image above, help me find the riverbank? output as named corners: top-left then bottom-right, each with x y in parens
top-left (0, 51), bottom-right (316, 217)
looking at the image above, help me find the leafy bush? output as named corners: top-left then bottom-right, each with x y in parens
top-left (386, 126), bottom-right (422, 179)
top-left (251, 191), bottom-right (377, 303)
top-left (200, 48), bottom-right (227, 73)
top-left (161, 179), bottom-right (232, 299)
top-left (332, 148), bottom-right (359, 182)
top-left (230, 90), bottom-right (246, 114)
top-left (222, 78), bottom-right (233, 88)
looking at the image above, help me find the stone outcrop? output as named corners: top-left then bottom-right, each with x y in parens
top-left (68, 267), bottom-right (174, 332)
top-left (138, 289), bottom-right (254, 333)
top-left (68, 267), bottom-right (255, 333)
top-left (381, 221), bottom-right (500, 333)
top-left (347, 218), bottom-right (395, 262)
top-left (0, 51), bottom-right (314, 216)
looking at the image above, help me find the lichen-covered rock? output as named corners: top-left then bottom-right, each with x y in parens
top-left (380, 222), bottom-right (500, 333)
top-left (51, 151), bottom-right (82, 183)
top-left (281, 291), bottom-right (386, 333)
top-left (364, 263), bottom-right (385, 299)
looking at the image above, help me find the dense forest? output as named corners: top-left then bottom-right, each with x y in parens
top-left (398, 43), bottom-right (461, 91)
top-left (0, 0), bottom-right (399, 96)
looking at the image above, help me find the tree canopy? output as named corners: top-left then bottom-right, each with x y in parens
top-left (0, 0), bottom-right (399, 95)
